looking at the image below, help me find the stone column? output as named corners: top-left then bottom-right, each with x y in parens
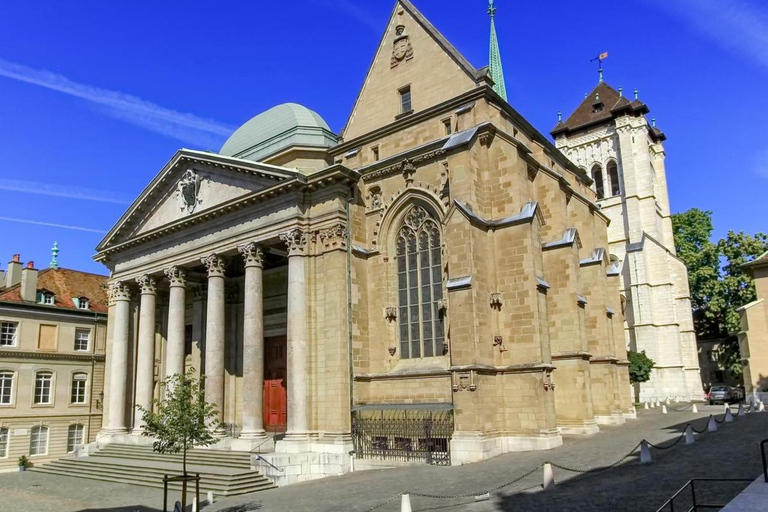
top-left (238, 243), bottom-right (267, 440)
top-left (202, 253), bottom-right (226, 436)
top-left (164, 266), bottom-right (187, 381)
top-left (133, 275), bottom-right (157, 434)
top-left (280, 228), bottom-right (309, 439)
top-left (106, 281), bottom-right (132, 434)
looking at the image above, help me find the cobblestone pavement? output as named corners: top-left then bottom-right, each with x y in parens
top-left (2, 405), bottom-right (764, 512)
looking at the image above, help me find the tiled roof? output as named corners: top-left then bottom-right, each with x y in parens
top-left (0, 268), bottom-right (109, 313)
top-left (551, 82), bottom-right (649, 137)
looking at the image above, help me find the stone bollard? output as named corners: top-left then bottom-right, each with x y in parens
top-left (666, 397), bottom-right (671, 405)
top-left (724, 403), bottom-right (730, 414)
top-left (685, 425), bottom-right (695, 445)
top-left (401, 494), bottom-right (413, 512)
top-left (543, 463), bottom-right (555, 490)
top-left (662, 404), bottom-right (668, 414)
top-left (207, 491), bottom-right (214, 504)
top-left (738, 403), bottom-right (746, 417)
top-left (708, 415), bottom-right (718, 432)
top-left (725, 408), bottom-right (734, 423)
top-left (655, 400), bottom-right (661, 408)
top-left (640, 441), bottom-right (652, 463)
top-left (644, 402), bottom-right (649, 410)
top-left (692, 403), bottom-right (698, 414)
top-left (760, 402), bottom-right (766, 412)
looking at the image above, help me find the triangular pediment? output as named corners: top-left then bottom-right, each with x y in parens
top-left (342, 0), bottom-right (481, 141)
top-left (97, 150), bottom-right (298, 251)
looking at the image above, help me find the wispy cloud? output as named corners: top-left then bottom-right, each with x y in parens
top-left (310, 0), bottom-right (381, 33)
top-left (752, 147), bottom-right (768, 180)
top-left (646, 0), bottom-right (768, 71)
top-left (0, 216), bottom-right (106, 234)
top-left (0, 57), bottom-right (235, 147)
top-left (0, 178), bottom-right (131, 205)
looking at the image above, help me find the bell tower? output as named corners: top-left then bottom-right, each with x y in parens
top-left (551, 80), bottom-right (703, 403)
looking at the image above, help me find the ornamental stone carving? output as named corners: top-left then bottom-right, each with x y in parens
top-left (316, 224), bottom-right (347, 250)
top-left (490, 293), bottom-right (503, 310)
top-left (201, 253), bottom-right (226, 277)
top-left (390, 25), bottom-right (414, 68)
top-left (402, 159), bottom-right (416, 186)
top-left (164, 266), bottom-right (187, 287)
top-left (238, 242), bottom-right (265, 268)
top-left (385, 307), bottom-right (397, 322)
top-left (280, 228), bottom-right (308, 256)
top-left (108, 281), bottom-right (131, 304)
top-left (176, 169), bottom-right (203, 214)
top-left (135, 275), bottom-right (157, 295)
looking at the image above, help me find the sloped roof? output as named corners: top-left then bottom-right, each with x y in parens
top-left (744, 249), bottom-right (768, 270)
top-left (0, 268), bottom-right (109, 313)
top-left (551, 82), bottom-right (649, 137)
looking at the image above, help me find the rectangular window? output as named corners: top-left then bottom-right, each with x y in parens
top-left (443, 118), bottom-right (452, 135)
top-left (0, 428), bottom-right (8, 458)
top-left (71, 373), bottom-right (87, 404)
top-left (67, 425), bottom-right (84, 453)
top-left (38, 324), bottom-right (57, 351)
top-left (30, 426), bottom-right (48, 456)
top-left (371, 146), bottom-right (380, 161)
top-left (0, 322), bottom-right (18, 346)
top-left (399, 86), bottom-right (412, 113)
top-left (34, 372), bottom-right (53, 405)
top-left (0, 371), bottom-right (13, 405)
top-left (74, 328), bottom-right (90, 352)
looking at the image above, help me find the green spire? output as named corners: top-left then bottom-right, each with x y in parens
top-left (488, 0), bottom-right (507, 101)
top-left (50, 241), bottom-right (59, 269)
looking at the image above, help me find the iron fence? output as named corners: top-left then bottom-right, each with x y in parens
top-left (352, 410), bottom-right (453, 465)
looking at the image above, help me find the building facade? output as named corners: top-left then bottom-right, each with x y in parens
top-left (0, 253), bottom-right (107, 471)
top-left (738, 251), bottom-right (768, 402)
top-left (552, 83), bottom-right (703, 402)
top-left (94, 0), bottom-right (633, 483)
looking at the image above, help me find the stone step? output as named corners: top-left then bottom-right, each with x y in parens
top-left (90, 448), bottom-right (252, 468)
top-left (32, 465), bottom-right (275, 496)
top-left (97, 444), bottom-right (253, 461)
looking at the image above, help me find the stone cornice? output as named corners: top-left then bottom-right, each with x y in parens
top-left (452, 199), bottom-right (544, 231)
top-left (551, 351), bottom-right (592, 361)
top-left (590, 356), bottom-right (620, 364)
top-left (0, 301), bottom-right (107, 321)
top-left (450, 363), bottom-right (556, 375)
top-left (354, 368), bottom-right (451, 381)
top-left (0, 350), bottom-right (106, 362)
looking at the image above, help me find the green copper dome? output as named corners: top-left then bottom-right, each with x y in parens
top-left (220, 103), bottom-right (337, 162)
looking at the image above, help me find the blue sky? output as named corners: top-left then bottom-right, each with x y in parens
top-left (0, 0), bottom-right (766, 275)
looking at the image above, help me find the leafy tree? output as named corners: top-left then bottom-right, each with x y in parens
top-left (137, 367), bottom-right (220, 478)
top-left (628, 350), bottom-right (655, 384)
top-left (672, 209), bottom-right (768, 377)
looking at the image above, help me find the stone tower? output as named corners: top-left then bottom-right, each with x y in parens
top-left (552, 82), bottom-right (703, 402)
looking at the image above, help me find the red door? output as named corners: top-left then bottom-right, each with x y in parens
top-left (263, 336), bottom-right (287, 431)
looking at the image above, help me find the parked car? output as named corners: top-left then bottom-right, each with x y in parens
top-left (707, 385), bottom-right (744, 405)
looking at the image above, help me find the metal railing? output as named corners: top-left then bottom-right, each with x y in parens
top-left (761, 439), bottom-right (768, 483)
top-left (352, 412), bottom-right (453, 465)
top-left (654, 478), bottom-right (754, 512)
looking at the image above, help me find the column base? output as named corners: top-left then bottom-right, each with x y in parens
top-left (558, 423), bottom-right (600, 436)
top-left (594, 413), bottom-right (627, 426)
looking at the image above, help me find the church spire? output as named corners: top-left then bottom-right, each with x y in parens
top-left (488, 0), bottom-right (507, 101)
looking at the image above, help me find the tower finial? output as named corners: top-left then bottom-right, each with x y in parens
top-left (488, 0), bottom-right (507, 101)
top-left (634, 88), bottom-right (639, 100)
top-left (619, 87), bottom-right (623, 97)
top-left (590, 52), bottom-right (608, 84)
top-left (651, 116), bottom-right (656, 127)
top-left (557, 111), bottom-right (562, 122)
top-left (50, 242), bottom-right (59, 269)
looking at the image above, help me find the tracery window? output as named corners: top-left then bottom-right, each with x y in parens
top-left (396, 206), bottom-right (445, 359)
top-left (607, 161), bottom-right (621, 196)
top-left (591, 164), bottom-right (605, 200)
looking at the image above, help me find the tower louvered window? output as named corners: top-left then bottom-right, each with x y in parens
top-left (396, 206), bottom-right (445, 359)
top-left (591, 164), bottom-right (605, 200)
top-left (607, 161), bottom-right (621, 196)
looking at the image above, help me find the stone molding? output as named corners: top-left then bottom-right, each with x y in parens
top-left (164, 266), bottom-right (187, 287)
top-left (0, 350), bottom-right (106, 362)
top-left (135, 275), bottom-right (157, 295)
top-left (313, 224), bottom-right (347, 252)
top-left (280, 228), bottom-right (309, 256)
top-left (238, 242), bottom-right (265, 268)
top-left (201, 253), bottom-right (226, 277)
top-left (362, 150), bottom-right (446, 183)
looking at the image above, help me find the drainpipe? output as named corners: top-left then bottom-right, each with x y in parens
top-left (346, 190), bottom-right (355, 437)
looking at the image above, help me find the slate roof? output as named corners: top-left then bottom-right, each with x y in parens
top-left (0, 268), bottom-right (109, 313)
top-left (551, 82), bottom-right (650, 137)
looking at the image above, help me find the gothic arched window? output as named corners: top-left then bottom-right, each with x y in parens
top-left (396, 205), bottom-right (445, 359)
top-left (607, 161), bottom-right (621, 196)
top-left (591, 165), bottom-right (605, 200)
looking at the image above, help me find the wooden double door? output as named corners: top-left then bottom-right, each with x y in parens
top-left (263, 335), bottom-right (287, 431)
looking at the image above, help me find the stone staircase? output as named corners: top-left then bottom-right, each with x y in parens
top-left (31, 444), bottom-right (276, 497)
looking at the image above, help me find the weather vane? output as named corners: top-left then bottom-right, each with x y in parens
top-left (590, 52), bottom-right (609, 83)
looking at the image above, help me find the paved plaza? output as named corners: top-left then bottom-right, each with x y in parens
top-left (1, 405), bottom-right (766, 512)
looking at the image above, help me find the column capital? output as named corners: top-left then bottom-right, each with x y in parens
top-left (201, 254), bottom-right (226, 277)
top-left (135, 275), bottom-right (158, 295)
top-left (280, 228), bottom-right (308, 256)
top-left (108, 281), bottom-right (132, 304)
top-left (164, 266), bottom-right (187, 287)
top-left (238, 242), bottom-right (265, 268)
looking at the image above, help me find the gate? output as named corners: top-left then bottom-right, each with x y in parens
top-left (352, 405), bottom-right (453, 465)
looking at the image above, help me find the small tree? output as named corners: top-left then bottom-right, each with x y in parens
top-left (628, 350), bottom-right (655, 384)
top-left (137, 367), bottom-right (220, 478)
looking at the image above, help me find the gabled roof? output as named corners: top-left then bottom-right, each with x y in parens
top-left (0, 268), bottom-right (108, 313)
top-left (551, 82), bottom-right (649, 137)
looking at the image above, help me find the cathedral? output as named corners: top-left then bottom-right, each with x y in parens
top-left (92, 0), bottom-right (698, 484)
